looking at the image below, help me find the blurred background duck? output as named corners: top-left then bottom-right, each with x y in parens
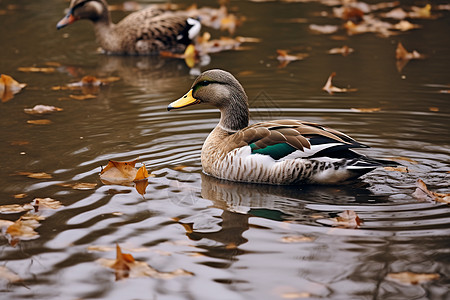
top-left (57, 0), bottom-right (201, 55)
top-left (168, 69), bottom-right (399, 185)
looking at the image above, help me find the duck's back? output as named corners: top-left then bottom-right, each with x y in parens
top-left (99, 7), bottom-right (199, 55)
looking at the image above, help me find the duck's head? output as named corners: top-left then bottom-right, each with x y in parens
top-left (168, 69), bottom-right (249, 130)
top-left (57, 0), bottom-right (108, 29)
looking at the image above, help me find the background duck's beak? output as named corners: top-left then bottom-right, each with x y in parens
top-left (168, 89), bottom-right (200, 110)
top-left (57, 12), bottom-right (78, 29)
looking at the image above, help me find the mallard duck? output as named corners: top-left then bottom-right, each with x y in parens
top-left (168, 69), bottom-right (398, 185)
top-left (57, 0), bottom-right (201, 55)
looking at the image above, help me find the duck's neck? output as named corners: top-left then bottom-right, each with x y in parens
top-left (218, 92), bottom-right (249, 132)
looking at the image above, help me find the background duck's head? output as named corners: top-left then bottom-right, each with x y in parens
top-left (168, 69), bottom-right (250, 131)
top-left (57, 0), bottom-right (109, 29)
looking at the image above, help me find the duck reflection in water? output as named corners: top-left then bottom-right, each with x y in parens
top-left (175, 173), bottom-right (390, 261)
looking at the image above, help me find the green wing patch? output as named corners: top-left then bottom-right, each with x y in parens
top-left (250, 143), bottom-right (297, 160)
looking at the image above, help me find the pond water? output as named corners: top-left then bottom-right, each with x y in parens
top-left (1, 0), bottom-right (449, 299)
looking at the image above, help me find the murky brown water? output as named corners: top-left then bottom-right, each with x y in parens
top-left (1, 0), bottom-right (449, 299)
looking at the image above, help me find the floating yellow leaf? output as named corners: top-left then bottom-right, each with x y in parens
top-left (0, 204), bottom-right (32, 214)
top-left (27, 119), bottom-right (52, 125)
top-left (24, 105), bottom-right (63, 115)
top-left (388, 157), bottom-right (418, 164)
top-left (386, 272), bottom-right (440, 285)
top-left (0, 74), bottom-right (27, 102)
top-left (276, 50), bottom-right (308, 68)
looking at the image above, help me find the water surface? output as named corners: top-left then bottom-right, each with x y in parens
top-left (0, 0), bottom-right (449, 299)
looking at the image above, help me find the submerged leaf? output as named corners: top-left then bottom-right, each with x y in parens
top-left (386, 272), bottom-right (440, 285)
top-left (16, 171), bottom-right (52, 179)
top-left (281, 235), bottom-right (315, 243)
top-left (0, 266), bottom-right (21, 283)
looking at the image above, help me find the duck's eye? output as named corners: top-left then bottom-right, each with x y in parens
top-left (198, 80), bottom-right (211, 86)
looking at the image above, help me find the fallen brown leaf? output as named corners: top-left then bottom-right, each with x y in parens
top-left (412, 179), bottom-right (450, 204)
top-left (396, 42), bottom-right (425, 61)
top-left (16, 171), bottom-right (52, 179)
top-left (69, 94), bottom-right (97, 100)
top-left (97, 244), bottom-right (193, 280)
top-left (322, 72), bottom-right (357, 94)
top-left (330, 210), bottom-right (363, 228)
top-left (0, 74), bottom-right (27, 102)
top-left (328, 45), bottom-right (354, 56)
top-left (57, 182), bottom-right (97, 190)
top-left (100, 159), bottom-right (149, 186)
top-left (386, 271), bottom-right (440, 285)
top-left (351, 107), bottom-right (381, 113)
top-left (24, 105), bottom-right (63, 115)
top-left (309, 24), bottom-right (338, 34)
top-left (27, 119), bottom-right (52, 125)
top-left (17, 67), bottom-right (55, 73)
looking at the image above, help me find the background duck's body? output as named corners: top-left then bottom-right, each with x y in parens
top-left (57, 0), bottom-right (201, 55)
top-left (168, 69), bottom-right (398, 185)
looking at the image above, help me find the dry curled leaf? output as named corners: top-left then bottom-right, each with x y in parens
top-left (0, 204), bottom-right (33, 214)
top-left (396, 42), bottom-right (425, 61)
top-left (97, 244), bottom-right (193, 281)
top-left (412, 179), bottom-right (450, 204)
top-left (100, 159), bottom-right (150, 187)
top-left (327, 45), bottom-right (354, 56)
top-left (24, 105), bottom-right (63, 115)
top-left (386, 272), bottom-right (440, 285)
top-left (321, 210), bottom-right (363, 229)
top-left (276, 50), bottom-right (308, 68)
top-left (322, 72), bottom-right (357, 94)
top-left (31, 198), bottom-right (62, 210)
top-left (0, 74), bottom-right (27, 102)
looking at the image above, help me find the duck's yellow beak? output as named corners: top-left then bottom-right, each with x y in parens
top-left (167, 89), bottom-right (200, 111)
